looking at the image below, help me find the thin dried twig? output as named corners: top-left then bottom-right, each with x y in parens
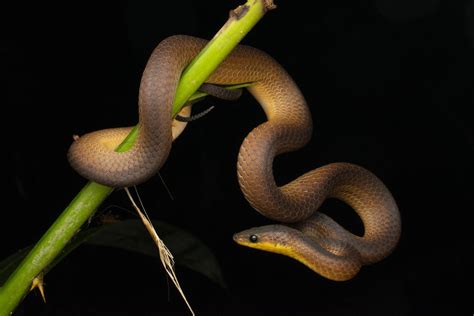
top-left (124, 187), bottom-right (194, 316)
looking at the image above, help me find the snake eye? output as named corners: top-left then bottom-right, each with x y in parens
top-left (249, 234), bottom-right (258, 243)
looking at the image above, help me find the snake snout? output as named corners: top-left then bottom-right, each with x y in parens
top-left (233, 225), bottom-right (294, 249)
top-left (232, 231), bottom-right (251, 245)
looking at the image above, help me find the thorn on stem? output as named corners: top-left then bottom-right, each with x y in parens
top-left (30, 273), bottom-right (46, 303)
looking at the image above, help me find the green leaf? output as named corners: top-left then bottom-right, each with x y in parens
top-left (0, 220), bottom-right (225, 288)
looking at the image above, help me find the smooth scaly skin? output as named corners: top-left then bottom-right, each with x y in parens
top-left (233, 164), bottom-right (401, 281)
top-left (68, 35), bottom-right (401, 281)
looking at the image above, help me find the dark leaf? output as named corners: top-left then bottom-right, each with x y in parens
top-left (0, 220), bottom-right (225, 288)
top-left (85, 220), bottom-right (226, 288)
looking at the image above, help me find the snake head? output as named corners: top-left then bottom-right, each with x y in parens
top-left (233, 225), bottom-right (301, 255)
top-left (233, 224), bottom-right (363, 281)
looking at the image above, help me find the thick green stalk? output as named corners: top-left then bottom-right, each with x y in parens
top-left (0, 183), bottom-right (112, 311)
top-left (0, 0), bottom-right (274, 314)
top-left (172, 0), bottom-right (275, 115)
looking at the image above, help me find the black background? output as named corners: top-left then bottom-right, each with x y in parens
top-left (2, 0), bottom-right (473, 315)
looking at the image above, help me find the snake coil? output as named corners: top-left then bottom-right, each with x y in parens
top-left (68, 35), bottom-right (401, 281)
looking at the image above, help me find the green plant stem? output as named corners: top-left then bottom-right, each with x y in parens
top-left (0, 0), bottom-right (274, 314)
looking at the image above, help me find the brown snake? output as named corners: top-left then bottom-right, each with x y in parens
top-left (68, 35), bottom-right (401, 281)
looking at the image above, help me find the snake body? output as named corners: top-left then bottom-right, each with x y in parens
top-left (68, 35), bottom-right (401, 281)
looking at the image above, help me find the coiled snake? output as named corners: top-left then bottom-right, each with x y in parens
top-left (68, 35), bottom-right (401, 281)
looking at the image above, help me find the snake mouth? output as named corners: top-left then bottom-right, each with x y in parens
top-left (232, 232), bottom-right (248, 245)
top-left (233, 225), bottom-right (289, 248)
top-left (233, 228), bottom-right (263, 247)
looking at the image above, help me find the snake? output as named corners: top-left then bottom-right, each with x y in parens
top-left (68, 35), bottom-right (401, 281)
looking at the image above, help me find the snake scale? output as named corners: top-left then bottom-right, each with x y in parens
top-left (68, 35), bottom-right (401, 281)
